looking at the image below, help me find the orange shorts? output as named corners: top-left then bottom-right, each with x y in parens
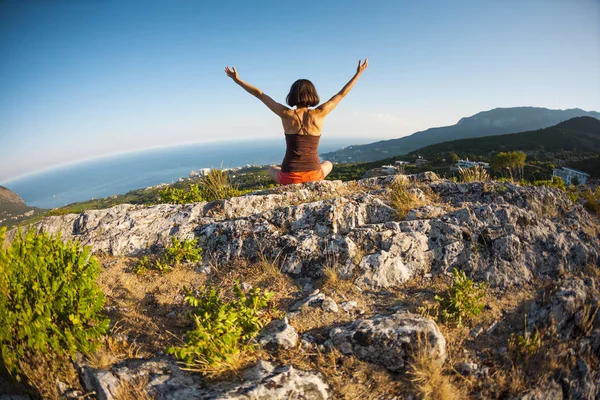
top-left (278, 169), bottom-right (324, 185)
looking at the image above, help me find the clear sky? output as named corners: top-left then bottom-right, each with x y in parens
top-left (1, 0), bottom-right (599, 182)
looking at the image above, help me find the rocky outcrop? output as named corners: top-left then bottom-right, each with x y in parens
top-left (329, 311), bottom-right (446, 371)
top-left (77, 357), bottom-right (330, 400)
top-left (12, 178), bottom-right (598, 290)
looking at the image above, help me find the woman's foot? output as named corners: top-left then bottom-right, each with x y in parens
top-left (321, 161), bottom-right (333, 178)
top-left (268, 165), bottom-right (281, 183)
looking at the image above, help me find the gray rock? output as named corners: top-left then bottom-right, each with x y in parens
top-left (567, 358), bottom-right (596, 400)
top-left (257, 318), bottom-right (299, 351)
top-left (329, 311), bottom-right (446, 371)
top-left (103, 357), bottom-right (330, 400)
top-left (517, 380), bottom-right (563, 400)
top-left (321, 297), bottom-right (339, 313)
top-left (456, 361), bottom-right (478, 376)
top-left (341, 301), bottom-right (358, 312)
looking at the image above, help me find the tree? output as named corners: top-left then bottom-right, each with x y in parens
top-left (446, 152), bottom-right (459, 164)
top-left (491, 151), bottom-right (527, 180)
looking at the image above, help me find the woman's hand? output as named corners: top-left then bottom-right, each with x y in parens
top-left (224, 66), bottom-right (240, 82)
top-left (356, 58), bottom-right (368, 74)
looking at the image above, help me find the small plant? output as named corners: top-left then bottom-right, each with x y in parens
top-left (457, 166), bottom-right (489, 182)
top-left (0, 228), bottom-right (109, 378)
top-left (435, 268), bottom-right (487, 326)
top-left (509, 317), bottom-right (541, 359)
top-left (159, 184), bottom-right (204, 204)
top-left (167, 283), bottom-right (273, 374)
top-left (163, 236), bottom-right (203, 266)
top-left (132, 255), bottom-right (151, 275)
top-left (131, 237), bottom-right (202, 275)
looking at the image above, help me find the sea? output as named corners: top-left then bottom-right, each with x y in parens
top-left (2, 137), bottom-right (366, 209)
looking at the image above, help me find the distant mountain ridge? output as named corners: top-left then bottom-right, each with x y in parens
top-left (411, 116), bottom-right (600, 156)
top-left (323, 107), bottom-right (600, 163)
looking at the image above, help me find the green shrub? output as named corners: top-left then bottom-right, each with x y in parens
top-left (158, 169), bottom-right (241, 205)
top-left (435, 268), bottom-right (487, 326)
top-left (132, 255), bottom-right (151, 275)
top-left (132, 237), bottom-right (202, 275)
top-left (167, 283), bottom-right (273, 372)
top-left (532, 175), bottom-right (566, 191)
top-left (159, 184), bottom-right (204, 204)
top-left (0, 228), bottom-right (109, 377)
top-left (164, 236), bottom-right (202, 265)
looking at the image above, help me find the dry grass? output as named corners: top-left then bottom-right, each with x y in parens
top-left (87, 325), bottom-right (141, 369)
top-left (181, 350), bottom-right (260, 380)
top-left (16, 352), bottom-right (82, 400)
top-left (388, 177), bottom-right (441, 219)
top-left (409, 342), bottom-right (464, 400)
top-left (275, 347), bottom-right (403, 399)
top-left (115, 376), bottom-right (153, 400)
top-left (457, 166), bottom-right (490, 182)
top-left (200, 168), bottom-right (240, 201)
top-left (97, 256), bottom-right (208, 355)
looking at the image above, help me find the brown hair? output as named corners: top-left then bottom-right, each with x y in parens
top-left (286, 79), bottom-right (320, 108)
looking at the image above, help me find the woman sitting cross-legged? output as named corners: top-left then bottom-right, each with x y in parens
top-left (224, 59), bottom-right (368, 185)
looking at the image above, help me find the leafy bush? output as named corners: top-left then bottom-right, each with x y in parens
top-left (159, 184), bottom-right (204, 204)
top-left (164, 236), bottom-right (202, 265)
top-left (457, 166), bottom-right (490, 182)
top-left (0, 228), bottom-right (109, 377)
top-left (435, 268), bottom-right (487, 326)
top-left (158, 169), bottom-right (241, 204)
top-left (532, 176), bottom-right (567, 191)
top-left (167, 283), bottom-right (273, 372)
top-left (132, 237), bottom-right (202, 275)
top-left (132, 255), bottom-right (151, 275)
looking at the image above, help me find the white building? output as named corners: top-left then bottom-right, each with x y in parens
top-left (552, 167), bottom-right (589, 185)
top-left (381, 165), bottom-right (397, 174)
top-left (456, 159), bottom-right (490, 169)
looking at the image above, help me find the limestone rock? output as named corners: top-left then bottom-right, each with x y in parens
top-left (329, 311), bottom-right (446, 371)
top-left (257, 318), bottom-right (299, 351)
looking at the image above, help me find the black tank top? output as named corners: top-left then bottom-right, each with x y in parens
top-left (281, 109), bottom-right (322, 172)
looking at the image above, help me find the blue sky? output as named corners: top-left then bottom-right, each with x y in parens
top-left (1, 0), bottom-right (599, 182)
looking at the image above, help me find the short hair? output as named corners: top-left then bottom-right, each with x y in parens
top-left (286, 79), bottom-right (320, 108)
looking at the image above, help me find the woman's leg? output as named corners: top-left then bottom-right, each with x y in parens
top-left (268, 165), bottom-right (281, 183)
top-left (321, 160), bottom-right (333, 179)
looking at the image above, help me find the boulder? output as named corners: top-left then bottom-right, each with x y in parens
top-left (329, 311), bottom-right (446, 371)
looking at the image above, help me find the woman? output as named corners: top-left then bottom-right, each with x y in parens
top-left (224, 58), bottom-right (368, 185)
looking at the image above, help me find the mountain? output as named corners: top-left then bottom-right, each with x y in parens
top-left (0, 185), bottom-right (44, 227)
top-left (0, 185), bottom-right (25, 205)
top-left (410, 116), bottom-right (600, 157)
top-left (323, 107), bottom-right (600, 163)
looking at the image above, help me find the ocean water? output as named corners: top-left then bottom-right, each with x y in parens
top-left (2, 137), bottom-right (364, 209)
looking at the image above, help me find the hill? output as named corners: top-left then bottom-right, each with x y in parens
top-left (323, 107), bottom-right (600, 163)
top-left (0, 185), bottom-right (45, 227)
top-left (410, 116), bottom-right (600, 157)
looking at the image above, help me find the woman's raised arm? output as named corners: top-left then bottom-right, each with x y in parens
top-left (317, 58), bottom-right (368, 116)
top-left (225, 66), bottom-right (289, 117)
